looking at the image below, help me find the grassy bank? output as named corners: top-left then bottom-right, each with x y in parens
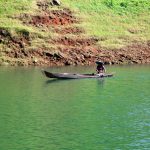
top-left (0, 0), bottom-right (150, 48)
top-left (0, 0), bottom-right (47, 38)
top-left (0, 0), bottom-right (34, 29)
top-left (0, 0), bottom-right (150, 66)
top-left (63, 0), bottom-right (150, 48)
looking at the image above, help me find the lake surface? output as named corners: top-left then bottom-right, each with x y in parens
top-left (0, 65), bottom-right (150, 150)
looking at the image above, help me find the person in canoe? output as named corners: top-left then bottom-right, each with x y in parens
top-left (96, 61), bottom-right (106, 75)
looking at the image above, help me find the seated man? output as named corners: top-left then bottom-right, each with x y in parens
top-left (96, 61), bottom-right (106, 75)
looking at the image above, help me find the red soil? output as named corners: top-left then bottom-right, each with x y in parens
top-left (54, 27), bottom-right (84, 34)
top-left (53, 36), bottom-right (99, 47)
top-left (27, 9), bottom-right (78, 27)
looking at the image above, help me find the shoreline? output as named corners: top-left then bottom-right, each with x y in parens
top-left (0, 39), bottom-right (149, 66)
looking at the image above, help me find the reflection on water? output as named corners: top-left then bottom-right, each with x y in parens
top-left (0, 65), bottom-right (150, 150)
top-left (97, 78), bottom-right (105, 87)
top-left (45, 78), bottom-right (105, 85)
top-left (45, 79), bottom-right (63, 84)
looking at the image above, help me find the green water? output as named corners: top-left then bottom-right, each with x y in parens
top-left (0, 65), bottom-right (150, 150)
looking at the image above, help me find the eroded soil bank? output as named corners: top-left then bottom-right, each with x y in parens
top-left (0, 1), bottom-right (150, 66)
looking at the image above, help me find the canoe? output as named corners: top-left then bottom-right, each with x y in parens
top-left (43, 70), bottom-right (113, 79)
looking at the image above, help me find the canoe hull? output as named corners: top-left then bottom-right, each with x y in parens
top-left (43, 71), bottom-right (113, 79)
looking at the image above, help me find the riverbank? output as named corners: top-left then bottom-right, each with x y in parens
top-left (0, 0), bottom-right (150, 66)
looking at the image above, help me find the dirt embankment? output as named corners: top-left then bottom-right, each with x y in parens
top-left (0, 0), bottom-right (150, 66)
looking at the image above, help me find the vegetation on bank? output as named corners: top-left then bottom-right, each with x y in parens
top-left (0, 0), bottom-right (150, 65)
top-left (0, 0), bottom-right (150, 48)
top-left (63, 0), bottom-right (150, 48)
top-left (0, 0), bottom-right (46, 37)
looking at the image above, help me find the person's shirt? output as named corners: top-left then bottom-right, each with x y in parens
top-left (97, 65), bottom-right (104, 70)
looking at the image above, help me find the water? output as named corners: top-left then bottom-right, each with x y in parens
top-left (0, 65), bottom-right (150, 150)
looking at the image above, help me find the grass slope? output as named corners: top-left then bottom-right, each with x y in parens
top-left (0, 0), bottom-right (150, 49)
top-left (0, 0), bottom-right (46, 37)
top-left (63, 0), bottom-right (150, 48)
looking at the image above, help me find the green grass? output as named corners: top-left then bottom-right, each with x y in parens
top-left (0, 0), bottom-right (150, 49)
top-left (0, 0), bottom-right (35, 15)
top-left (63, 0), bottom-right (150, 14)
top-left (63, 0), bottom-right (150, 48)
top-left (0, 0), bottom-right (45, 38)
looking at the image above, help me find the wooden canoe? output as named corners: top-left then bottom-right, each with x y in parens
top-left (43, 70), bottom-right (113, 79)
